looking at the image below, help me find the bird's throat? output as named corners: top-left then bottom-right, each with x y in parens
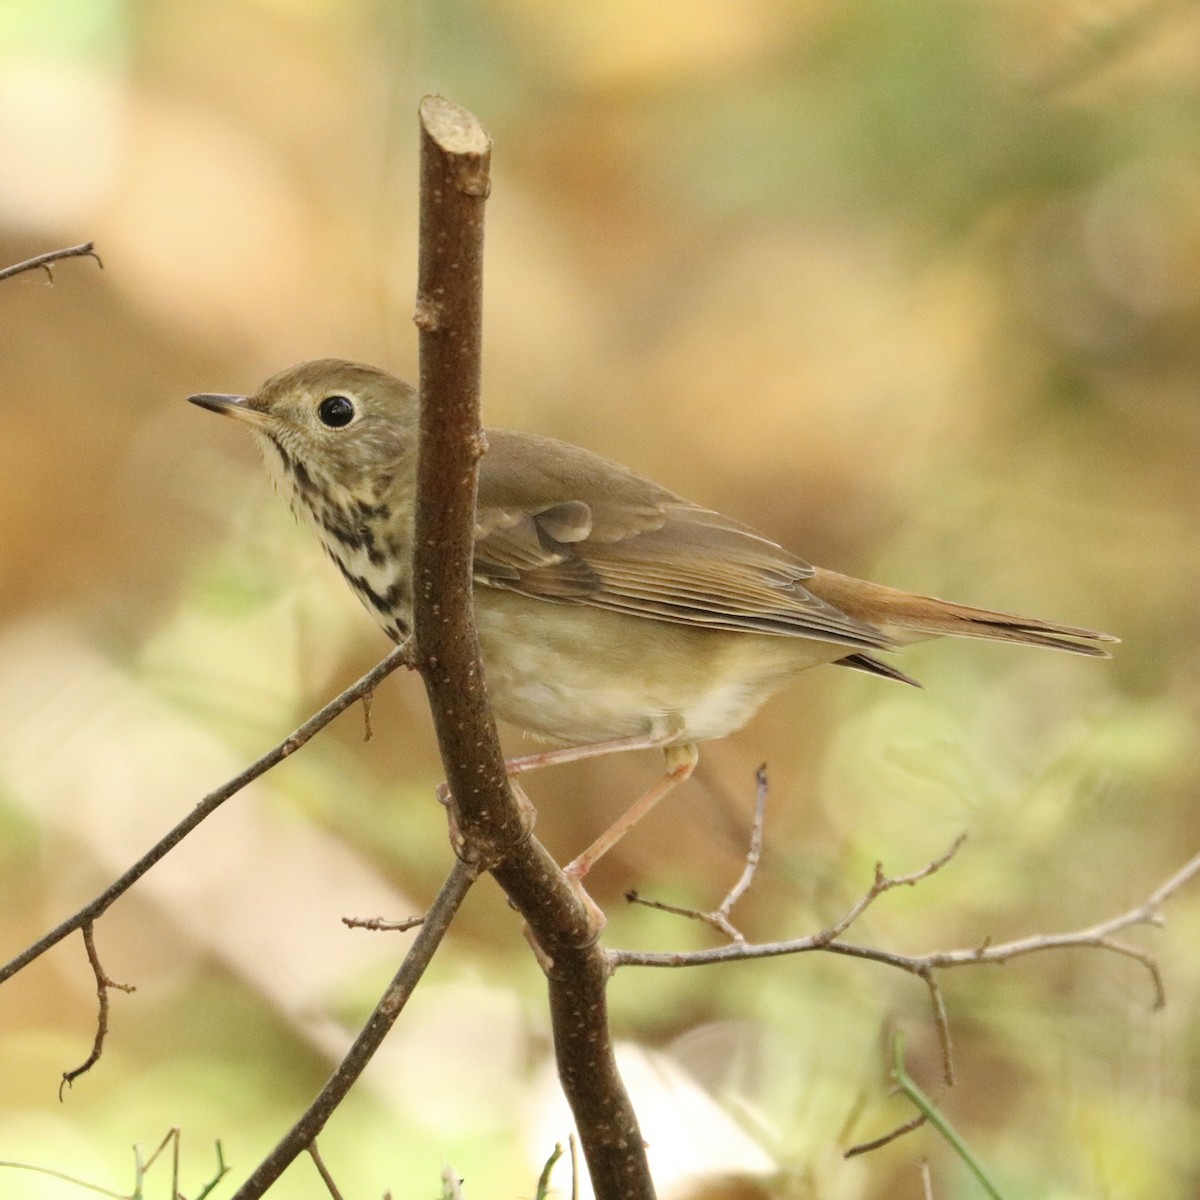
top-left (258, 431), bottom-right (415, 643)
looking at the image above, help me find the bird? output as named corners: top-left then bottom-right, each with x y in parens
top-left (189, 359), bottom-right (1116, 879)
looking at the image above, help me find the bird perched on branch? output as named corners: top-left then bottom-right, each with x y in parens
top-left (190, 360), bottom-right (1115, 878)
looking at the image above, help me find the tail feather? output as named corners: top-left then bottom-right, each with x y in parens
top-left (807, 569), bottom-right (1118, 658)
top-left (837, 652), bottom-right (924, 687)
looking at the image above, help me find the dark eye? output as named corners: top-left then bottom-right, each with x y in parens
top-left (317, 395), bottom-right (355, 428)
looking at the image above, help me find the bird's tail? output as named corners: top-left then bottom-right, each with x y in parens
top-left (807, 568), bottom-right (1118, 657)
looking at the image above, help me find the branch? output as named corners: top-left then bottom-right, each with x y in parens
top-left (59, 922), bottom-right (136, 1095)
top-left (610, 843), bottom-right (1200, 1091)
top-left (0, 643), bottom-right (413, 986)
top-left (411, 95), bottom-right (653, 1200)
top-left (229, 859), bottom-right (476, 1200)
top-left (627, 764), bottom-right (771, 942)
top-left (0, 241), bottom-right (102, 282)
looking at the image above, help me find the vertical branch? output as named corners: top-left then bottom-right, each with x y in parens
top-left (411, 96), bottom-right (655, 1199)
top-left (412, 95), bottom-right (521, 856)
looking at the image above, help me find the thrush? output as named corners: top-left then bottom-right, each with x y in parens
top-left (189, 359), bottom-right (1115, 877)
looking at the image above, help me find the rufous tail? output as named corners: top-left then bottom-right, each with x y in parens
top-left (808, 569), bottom-right (1118, 657)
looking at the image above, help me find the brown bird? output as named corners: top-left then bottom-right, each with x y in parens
top-left (189, 360), bottom-right (1116, 878)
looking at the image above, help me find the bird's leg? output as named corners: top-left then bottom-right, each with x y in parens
top-left (564, 742), bottom-right (700, 881)
top-left (504, 730), bottom-right (677, 776)
top-left (434, 730), bottom-right (675, 807)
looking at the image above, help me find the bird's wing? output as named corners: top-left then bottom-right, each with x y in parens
top-left (473, 429), bottom-right (892, 650)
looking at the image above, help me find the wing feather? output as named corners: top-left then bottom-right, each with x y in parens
top-left (474, 429), bottom-right (892, 652)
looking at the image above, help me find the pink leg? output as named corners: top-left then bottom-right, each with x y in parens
top-left (505, 730), bottom-right (675, 776)
top-left (564, 743), bottom-right (700, 880)
top-left (435, 730), bottom-right (675, 808)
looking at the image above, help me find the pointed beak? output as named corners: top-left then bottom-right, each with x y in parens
top-left (187, 392), bottom-right (273, 428)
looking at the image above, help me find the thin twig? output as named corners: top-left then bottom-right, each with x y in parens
top-left (308, 1141), bottom-right (346, 1200)
top-left (341, 913), bottom-right (425, 932)
top-left (194, 1140), bottom-right (229, 1200)
top-left (611, 843), bottom-right (1200, 1094)
top-left (721, 764), bottom-right (770, 918)
top-left (610, 840), bottom-right (1198, 985)
top-left (230, 858), bottom-right (476, 1199)
top-left (0, 241), bottom-right (102, 282)
top-left (920, 966), bottom-right (954, 1087)
top-left (626, 764), bottom-right (771, 942)
top-left (0, 643), bottom-right (413, 986)
top-left (918, 1157), bottom-right (934, 1200)
top-left (0, 1132), bottom-right (228, 1200)
top-left (59, 923), bottom-right (135, 1095)
top-left (535, 1143), bottom-right (564, 1200)
top-left (844, 1111), bottom-right (928, 1157)
top-left (815, 834), bottom-right (969, 949)
top-left (361, 690), bottom-right (375, 741)
top-left (609, 844), bottom-right (1200, 993)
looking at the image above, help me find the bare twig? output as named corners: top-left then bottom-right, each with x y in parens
top-left (918, 1157), bottom-right (934, 1200)
top-left (628, 764), bottom-right (771, 941)
top-left (230, 858), bottom-right (476, 1200)
top-left (411, 95), bottom-right (653, 1200)
top-left (921, 966), bottom-right (954, 1086)
top-left (0, 1131), bottom-right (227, 1199)
top-left (341, 913), bottom-right (425, 932)
top-left (0, 1159), bottom-right (126, 1198)
top-left (308, 1141), bottom-right (346, 1200)
top-left (611, 843), bottom-right (1200, 1093)
top-left (535, 1143), bottom-right (565, 1200)
top-left (59, 922), bottom-right (136, 1096)
top-left (721, 764), bottom-right (770, 919)
top-left (844, 1111), bottom-right (928, 1157)
top-left (609, 841), bottom-right (1199, 984)
top-left (817, 834), bottom-right (969, 949)
top-left (0, 241), bottom-right (102, 282)
top-left (0, 643), bottom-right (413, 987)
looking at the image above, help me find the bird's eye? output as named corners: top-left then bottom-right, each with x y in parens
top-left (317, 395), bottom-right (355, 428)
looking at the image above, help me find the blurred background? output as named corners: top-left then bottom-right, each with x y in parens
top-left (2, 1), bottom-right (1198, 1197)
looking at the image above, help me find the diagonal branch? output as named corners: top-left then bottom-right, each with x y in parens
top-left (229, 859), bottom-right (476, 1200)
top-left (0, 643), bottom-right (413, 985)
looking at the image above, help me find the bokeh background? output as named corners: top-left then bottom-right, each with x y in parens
top-left (2, 2), bottom-right (1199, 1197)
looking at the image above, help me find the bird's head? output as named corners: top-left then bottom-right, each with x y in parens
top-left (189, 358), bottom-right (417, 500)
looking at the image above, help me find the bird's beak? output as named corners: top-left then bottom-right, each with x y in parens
top-left (187, 392), bottom-right (273, 428)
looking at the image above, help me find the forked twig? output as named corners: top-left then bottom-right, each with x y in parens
top-left (0, 241), bottom-right (102, 282)
top-left (627, 764), bottom-right (771, 941)
top-left (59, 922), bottom-right (136, 1096)
top-left (611, 842), bottom-right (1200, 1095)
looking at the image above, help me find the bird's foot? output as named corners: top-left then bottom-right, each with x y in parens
top-left (562, 857), bottom-right (608, 942)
